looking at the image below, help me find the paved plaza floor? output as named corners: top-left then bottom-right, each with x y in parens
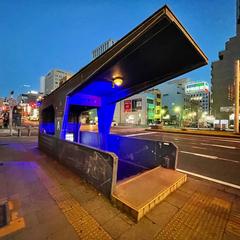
top-left (0, 136), bottom-right (239, 240)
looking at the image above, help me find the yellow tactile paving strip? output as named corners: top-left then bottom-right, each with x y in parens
top-left (154, 192), bottom-right (231, 240)
top-left (0, 200), bottom-right (25, 238)
top-left (226, 210), bottom-right (240, 237)
top-left (34, 164), bottom-right (112, 240)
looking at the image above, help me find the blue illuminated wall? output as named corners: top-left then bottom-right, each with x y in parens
top-left (60, 81), bottom-right (124, 146)
top-left (97, 102), bottom-right (116, 150)
top-left (40, 105), bottom-right (55, 135)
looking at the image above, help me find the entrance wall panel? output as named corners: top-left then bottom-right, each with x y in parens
top-left (39, 134), bottom-right (118, 197)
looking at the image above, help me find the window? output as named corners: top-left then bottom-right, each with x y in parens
top-left (132, 99), bottom-right (142, 111)
top-left (147, 99), bottom-right (154, 104)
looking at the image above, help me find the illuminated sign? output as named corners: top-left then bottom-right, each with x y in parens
top-left (124, 100), bottom-right (132, 112)
top-left (185, 82), bottom-right (209, 95)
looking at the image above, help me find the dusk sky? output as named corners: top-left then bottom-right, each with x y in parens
top-left (0, 0), bottom-right (236, 97)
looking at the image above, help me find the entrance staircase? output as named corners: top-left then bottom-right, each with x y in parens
top-left (112, 167), bottom-right (187, 221)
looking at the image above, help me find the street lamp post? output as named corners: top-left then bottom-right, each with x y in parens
top-left (8, 91), bottom-right (17, 136)
top-left (234, 60), bottom-right (239, 133)
top-left (174, 106), bottom-right (181, 127)
top-left (160, 109), bottom-right (166, 122)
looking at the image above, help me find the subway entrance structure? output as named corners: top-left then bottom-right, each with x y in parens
top-left (39, 5), bottom-right (207, 221)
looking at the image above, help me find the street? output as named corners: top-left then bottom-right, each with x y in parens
top-left (110, 127), bottom-right (240, 187)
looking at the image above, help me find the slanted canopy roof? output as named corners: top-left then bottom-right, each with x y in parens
top-left (44, 5), bottom-right (207, 105)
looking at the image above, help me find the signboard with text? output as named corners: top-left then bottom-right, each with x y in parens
top-left (185, 82), bottom-right (209, 95)
top-left (124, 100), bottom-right (132, 112)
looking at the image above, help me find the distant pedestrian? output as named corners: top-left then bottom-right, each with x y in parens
top-left (3, 112), bottom-right (9, 128)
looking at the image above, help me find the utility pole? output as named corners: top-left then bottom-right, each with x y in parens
top-left (234, 60), bottom-right (240, 133)
top-left (8, 91), bottom-right (16, 136)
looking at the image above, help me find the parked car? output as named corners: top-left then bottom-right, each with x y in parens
top-left (0, 116), bottom-right (3, 128)
top-left (29, 115), bottom-right (39, 121)
top-left (111, 120), bottom-right (118, 127)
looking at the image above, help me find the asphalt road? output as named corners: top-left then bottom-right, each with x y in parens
top-left (111, 127), bottom-right (240, 187)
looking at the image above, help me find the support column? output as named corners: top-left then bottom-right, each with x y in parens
top-left (97, 103), bottom-right (116, 150)
top-left (234, 60), bottom-right (239, 134)
top-left (61, 96), bottom-right (70, 140)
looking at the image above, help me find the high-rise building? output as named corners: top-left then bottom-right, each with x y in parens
top-left (211, 0), bottom-right (240, 119)
top-left (185, 81), bottom-right (210, 114)
top-left (92, 39), bottom-right (116, 59)
top-left (113, 89), bottom-right (161, 125)
top-left (44, 69), bottom-right (73, 95)
top-left (157, 78), bottom-right (190, 117)
top-left (40, 76), bottom-right (45, 94)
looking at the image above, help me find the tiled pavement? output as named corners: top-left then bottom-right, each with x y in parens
top-left (0, 137), bottom-right (240, 240)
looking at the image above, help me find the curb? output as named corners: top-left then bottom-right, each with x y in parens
top-left (145, 128), bottom-right (240, 139)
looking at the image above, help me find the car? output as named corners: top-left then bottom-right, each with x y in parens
top-left (89, 120), bottom-right (96, 125)
top-left (29, 115), bottom-right (39, 121)
top-left (111, 120), bottom-right (118, 127)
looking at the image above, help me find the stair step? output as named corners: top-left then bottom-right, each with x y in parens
top-left (111, 167), bottom-right (187, 221)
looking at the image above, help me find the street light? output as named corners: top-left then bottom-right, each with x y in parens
top-left (160, 109), bottom-right (166, 121)
top-left (174, 106), bottom-right (181, 113)
top-left (174, 106), bottom-right (181, 127)
top-left (112, 76), bottom-right (123, 87)
top-left (234, 60), bottom-right (239, 133)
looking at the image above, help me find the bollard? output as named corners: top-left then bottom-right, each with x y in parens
top-left (17, 128), bottom-right (21, 137)
top-left (27, 126), bottom-right (31, 136)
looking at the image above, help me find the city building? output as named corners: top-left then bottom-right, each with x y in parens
top-left (92, 39), bottom-right (116, 59)
top-left (44, 69), bottom-right (73, 95)
top-left (40, 76), bottom-right (45, 94)
top-left (113, 89), bottom-right (161, 125)
top-left (59, 75), bottom-right (72, 86)
top-left (17, 91), bottom-right (43, 120)
top-left (211, 0), bottom-right (240, 120)
top-left (0, 97), bottom-right (7, 114)
top-left (157, 78), bottom-right (190, 117)
top-left (185, 81), bottom-right (210, 114)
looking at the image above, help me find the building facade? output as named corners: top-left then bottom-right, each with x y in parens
top-left (17, 91), bottom-right (43, 120)
top-left (113, 89), bottom-right (161, 125)
top-left (157, 78), bottom-right (190, 117)
top-left (211, 0), bottom-right (240, 120)
top-left (92, 39), bottom-right (116, 59)
top-left (185, 81), bottom-right (210, 114)
top-left (44, 69), bottom-right (73, 95)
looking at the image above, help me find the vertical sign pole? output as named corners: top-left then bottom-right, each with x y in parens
top-left (9, 107), bottom-right (13, 136)
top-left (234, 60), bottom-right (240, 133)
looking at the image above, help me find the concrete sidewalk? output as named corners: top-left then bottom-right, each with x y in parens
top-left (0, 137), bottom-right (240, 240)
top-left (0, 128), bottom-right (38, 137)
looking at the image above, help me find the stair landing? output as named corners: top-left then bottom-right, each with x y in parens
top-left (112, 167), bottom-right (187, 221)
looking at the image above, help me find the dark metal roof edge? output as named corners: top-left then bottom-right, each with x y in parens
top-left (107, 60), bottom-right (207, 105)
top-left (164, 6), bottom-right (208, 63)
top-left (45, 4), bottom-right (207, 98)
top-left (44, 5), bottom-right (169, 97)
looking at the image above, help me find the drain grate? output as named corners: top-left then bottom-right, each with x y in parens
top-left (0, 203), bottom-right (8, 228)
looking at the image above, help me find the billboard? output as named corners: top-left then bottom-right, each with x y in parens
top-left (185, 82), bottom-right (209, 95)
top-left (124, 100), bottom-right (132, 112)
